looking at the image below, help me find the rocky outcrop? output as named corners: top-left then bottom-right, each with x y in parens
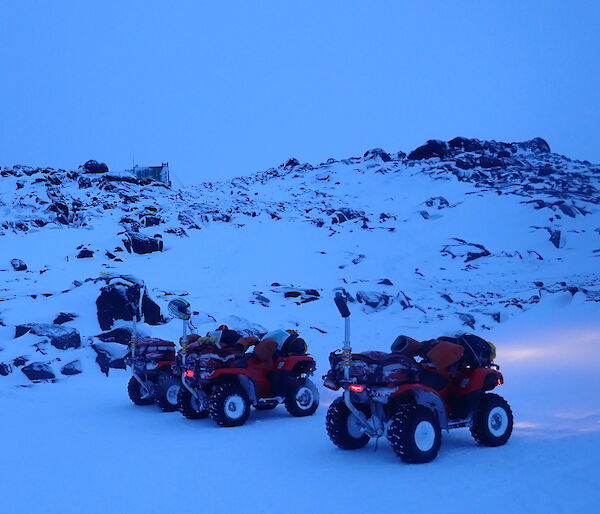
top-left (16, 324), bottom-right (81, 350)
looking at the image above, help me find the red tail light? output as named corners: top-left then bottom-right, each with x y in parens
top-left (184, 370), bottom-right (195, 378)
top-left (349, 384), bottom-right (365, 393)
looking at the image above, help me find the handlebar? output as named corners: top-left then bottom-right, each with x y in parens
top-left (334, 293), bottom-right (351, 318)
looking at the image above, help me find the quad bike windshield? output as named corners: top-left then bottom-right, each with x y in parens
top-left (324, 350), bottom-right (421, 389)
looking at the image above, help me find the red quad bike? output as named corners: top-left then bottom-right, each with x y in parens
top-left (125, 337), bottom-right (180, 411)
top-left (125, 298), bottom-right (192, 412)
top-left (177, 336), bottom-right (320, 427)
top-left (323, 294), bottom-right (513, 463)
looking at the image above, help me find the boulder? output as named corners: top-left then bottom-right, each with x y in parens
top-left (356, 291), bottom-right (394, 310)
top-left (11, 258), bottom-right (27, 271)
top-left (77, 249), bottom-right (94, 258)
top-left (95, 327), bottom-right (133, 345)
top-left (122, 232), bottom-right (163, 254)
top-left (12, 356), bottom-right (28, 367)
top-left (0, 362), bottom-right (12, 376)
top-left (408, 140), bottom-right (449, 160)
top-left (60, 360), bottom-right (83, 376)
top-left (91, 341), bottom-right (128, 376)
top-left (96, 275), bottom-right (165, 330)
top-left (363, 148), bottom-right (392, 162)
top-left (81, 160), bottom-right (109, 174)
top-left (21, 362), bottom-right (55, 381)
top-left (53, 312), bottom-right (78, 325)
top-left (16, 323), bottom-right (81, 349)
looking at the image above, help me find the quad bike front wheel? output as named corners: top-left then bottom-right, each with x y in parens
top-left (155, 373), bottom-right (181, 412)
top-left (325, 397), bottom-right (370, 450)
top-left (127, 376), bottom-right (155, 406)
top-left (387, 404), bottom-right (441, 463)
top-left (470, 393), bottom-right (513, 447)
top-left (177, 387), bottom-right (209, 419)
top-left (285, 378), bottom-right (319, 417)
top-left (209, 382), bottom-right (251, 427)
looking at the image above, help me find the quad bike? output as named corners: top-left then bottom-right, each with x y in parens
top-left (125, 298), bottom-right (191, 412)
top-left (323, 294), bottom-right (513, 463)
top-left (177, 335), bottom-right (320, 427)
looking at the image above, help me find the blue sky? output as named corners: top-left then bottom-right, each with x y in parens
top-left (1, 0), bottom-right (598, 183)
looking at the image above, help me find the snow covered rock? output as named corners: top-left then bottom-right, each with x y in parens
top-left (0, 362), bottom-right (12, 376)
top-left (60, 360), bottom-right (82, 376)
top-left (10, 258), bottom-right (27, 271)
top-left (53, 313), bottom-right (78, 325)
top-left (16, 324), bottom-right (81, 350)
top-left (95, 328), bottom-right (134, 345)
top-left (96, 276), bottom-right (164, 330)
top-left (408, 140), bottom-right (449, 160)
top-left (122, 232), bottom-right (163, 254)
top-left (91, 341), bottom-right (128, 375)
top-left (21, 362), bottom-right (55, 381)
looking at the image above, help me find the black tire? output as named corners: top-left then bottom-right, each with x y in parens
top-left (470, 393), bottom-right (513, 447)
top-left (387, 404), bottom-right (442, 463)
top-left (155, 373), bottom-right (181, 412)
top-left (325, 397), bottom-right (370, 450)
top-left (209, 382), bottom-right (251, 427)
top-left (177, 386), bottom-right (209, 419)
top-left (285, 378), bottom-right (319, 417)
top-left (127, 376), bottom-right (155, 406)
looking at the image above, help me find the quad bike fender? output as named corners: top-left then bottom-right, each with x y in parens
top-left (208, 370), bottom-right (259, 405)
top-left (456, 368), bottom-right (503, 396)
top-left (392, 385), bottom-right (448, 430)
top-left (156, 360), bottom-right (174, 370)
top-left (278, 355), bottom-right (316, 373)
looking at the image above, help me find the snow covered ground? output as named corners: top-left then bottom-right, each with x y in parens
top-left (1, 138), bottom-right (599, 513)
top-left (1, 295), bottom-right (598, 514)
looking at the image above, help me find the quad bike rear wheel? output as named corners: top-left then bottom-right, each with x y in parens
top-left (127, 376), bottom-right (155, 406)
top-left (209, 382), bottom-right (251, 427)
top-left (387, 404), bottom-right (441, 463)
top-left (285, 378), bottom-right (319, 417)
top-left (155, 373), bottom-right (181, 412)
top-left (470, 393), bottom-right (513, 447)
top-left (325, 397), bottom-right (370, 450)
top-left (177, 387), bottom-right (209, 419)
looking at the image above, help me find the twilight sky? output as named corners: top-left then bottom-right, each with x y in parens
top-left (1, 0), bottom-right (599, 183)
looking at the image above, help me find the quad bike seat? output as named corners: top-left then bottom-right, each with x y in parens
top-left (133, 338), bottom-right (175, 348)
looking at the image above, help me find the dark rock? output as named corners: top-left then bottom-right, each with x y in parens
top-left (122, 232), bottom-right (163, 254)
top-left (95, 327), bottom-right (133, 345)
top-left (537, 165), bottom-right (555, 177)
top-left (378, 279), bottom-right (394, 286)
top-left (12, 356), bottom-right (28, 367)
top-left (447, 137), bottom-right (484, 153)
top-left (441, 294), bottom-right (453, 303)
top-left (61, 360), bottom-right (82, 376)
top-left (77, 249), bottom-right (94, 258)
top-left (47, 201), bottom-right (70, 225)
top-left (96, 276), bottom-right (165, 330)
top-left (15, 325), bottom-right (30, 338)
top-left (21, 362), bottom-right (55, 381)
top-left (253, 293), bottom-right (270, 306)
top-left (549, 229), bottom-right (562, 248)
top-left (91, 342), bottom-right (128, 376)
top-left (356, 291), bottom-right (394, 310)
top-left (18, 324), bottom-right (81, 349)
top-left (408, 140), bottom-right (449, 160)
top-left (53, 312), bottom-right (78, 325)
top-left (479, 156), bottom-right (505, 169)
top-left (282, 158), bottom-right (300, 168)
top-left (284, 291), bottom-right (301, 298)
top-left (519, 137), bottom-right (551, 154)
top-left (0, 363), bottom-right (12, 376)
top-left (78, 176), bottom-right (93, 188)
top-left (363, 148), bottom-right (392, 162)
top-left (458, 313), bottom-right (476, 329)
top-left (81, 160), bottom-right (109, 173)
top-left (10, 258), bottom-right (27, 271)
